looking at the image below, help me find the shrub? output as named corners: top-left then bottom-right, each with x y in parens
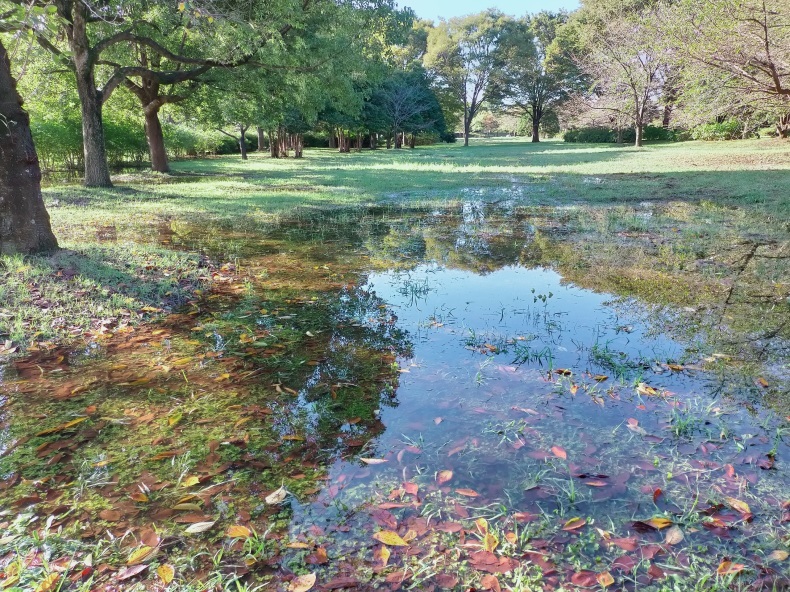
top-left (690, 120), bottom-right (746, 141)
top-left (565, 125), bottom-right (678, 143)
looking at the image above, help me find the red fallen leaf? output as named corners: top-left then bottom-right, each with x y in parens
top-left (434, 574), bottom-right (459, 589)
top-left (322, 576), bottom-right (360, 590)
top-left (385, 571), bottom-right (410, 584)
top-left (648, 564), bottom-right (666, 579)
top-left (117, 564), bottom-right (148, 581)
top-left (653, 488), bottom-right (663, 503)
top-left (584, 480), bottom-right (608, 487)
top-left (551, 446), bottom-right (567, 460)
top-left (140, 528), bottom-right (160, 548)
top-left (608, 537), bottom-right (638, 552)
top-left (611, 555), bottom-right (638, 572)
top-left (570, 571), bottom-right (598, 587)
top-left (513, 512), bottom-right (539, 523)
top-left (403, 482), bottom-right (419, 496)
top-left (480, 574), bottom-right (501, 592)
top-left (724, 464), bottom-right (736, 479)
top-left (378, 503), bottom-right (409, 510)
top-left (435, 522), bottom-right (463, 533)
top-left (468, 551), bottom-right (519, 574)
top-left (305, 546), bottom-right (329, 565)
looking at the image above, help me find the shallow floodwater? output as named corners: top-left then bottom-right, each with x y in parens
top-left (1, 204), bottom-right (788, 591)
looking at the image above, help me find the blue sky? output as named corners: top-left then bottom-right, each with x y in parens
top-left (405, 0), bottom-right (580, 20)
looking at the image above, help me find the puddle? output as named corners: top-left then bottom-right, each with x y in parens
top-left (1, 204), bottom-right (788, 591)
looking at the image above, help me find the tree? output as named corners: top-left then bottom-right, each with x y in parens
top-left (574, 12), bottom-right (668, 146)
top-left (424, 10), bottom-right (508, 146)
top-left (0, 39), bottom-right (57, 255)
top-left (665, 0), bottom-right (790, 137)
top-left (489, 12), bottom-right (579, 142)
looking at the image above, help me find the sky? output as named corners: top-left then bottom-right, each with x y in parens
top-left (405, 0), bottom-right (580, 20)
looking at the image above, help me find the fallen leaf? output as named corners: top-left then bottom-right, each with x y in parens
top-left (360, 458), bottom-right (388, 465)
top-left (664, 525), bottom-right (684, 545)
top-left (636, 383), bottom-right (659, 396)
top-left (768, 550), bottom-right (788, 562)
top-left (375, 545), bottom-right (391, 566)
top-left (372, 530), bottom-right (409, 546)
top-left (36, 417), bottom-right (88, 437)
top-left (288, 573), bottom-right (317, 592)
top-left (437, 470), bottom-right (453, 485)
top-left (562, 517), bottom-right (586, 531)
top-left (724, 497), bottom-right (751, 515)
top-left (265, 486), bottom-right (288, 504)
top-left (184, 521), bottom-right (215, 534)
top-left (455, 488), bottom-right (479, 497)
top-left (717, 561), bottom-right (746, 576)
top-left (551, 445), bottom-right (567, 460)
top-left (34, 574), bottom-right (59, 592)
top-left (157, 564), bottom-right (175, 585)
top-left (593, 374), bottom-right (609, 382)
top-left (181, 475), bottom-right (200, 488)
top-left (757, 377), bottom-right (769, 388)
top-left (643, 517), bottom-right (673, 530)
top-left (117, 565), bottom-right (148, 581)
top-left (127, 546), bottom-right (155, 565)
top-left (434, 417), bottom-right (443, 425)
top-left (480, 574), bottom-right (501, 592)
top-left (226, 525), bottom-right (252, 538)
top-left (597, 571), bottom-right (615, 588)
top-left (482, 532), bottom-right (499, 553)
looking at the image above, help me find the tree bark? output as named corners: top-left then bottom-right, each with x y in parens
top-left (777, 114), bottom-right (790, 139)
top-left (531, 119), bottom-right (540, 143)
top-left (257, 126), bottom-right (266, 152)
top-left (370, 133), bottom-right (377, 150)
top-left (238, 124), bottom-right (249, 160)
top-left (0, 41), bottom-right (58, 255)
top-left (144, 105), bottom-right (169, 173)
top-left (68, 1), bottom-right (112, 187)
top-left (463, 105), bottom-right (470, 147)
top-left (635, 123), bottom-right (643, 147)
top-left (394, 128), bottom-right (402, 149)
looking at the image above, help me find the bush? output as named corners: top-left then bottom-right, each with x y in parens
top-left (691, 120), bottom-right (747, 141)
top-left (564, 125), bottom-right (678, 143)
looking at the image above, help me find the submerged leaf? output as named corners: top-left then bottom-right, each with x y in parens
top-left (437, 470), bottom-right (454, 485)
top-left (372, 530), bottom-right (408, 546)
top-left (360, 458), bottom-right (388, 465)
top-left (551, 446), bottom-right (567, 460)
top-left (288, 573), bottom-right (317, 592)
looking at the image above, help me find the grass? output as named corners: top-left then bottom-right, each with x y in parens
top-left (0, 137), bottom-right (788, 591)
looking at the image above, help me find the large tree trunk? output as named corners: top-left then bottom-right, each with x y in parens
top-left (69, 1), bottom-right (112, 187)
top-left (293, 134), bottom-right (303, 158)
top-left (144, 105), bottom-right (169, 173)
top-left (532, 119), bottom-right (540, 143)
top-left (257, 126), bottom-right (266, 152)
top-left (777, 114), bottom-right (790, 139)
top-left (0, 41), bottom-right (58, 255)
top-left (394, 128), bottom-right (402, 149)
top-left (370, 133), bottom-right (377, 150)
top-left (635, 123), bottom-right (644, 147)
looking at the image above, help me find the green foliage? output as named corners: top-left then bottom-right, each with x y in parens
top-left (564, 125), bottom-right (677, 143)
top-left (690, 120), bottom-right (748, 141)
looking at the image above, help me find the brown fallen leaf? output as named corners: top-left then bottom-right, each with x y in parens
top-left (664, 525), bottom-right (684, 545)
top-left (288, 573), bottom-right (317, 592)
top-left (551, 445), bottom-right (567, 460)
top-left (717, 561), bottom-right (746, 576)
top-left (480, 574), bottom-right (501, 592)
top-left (455, 488), bottom-right (479, 497)
top-left (437, 470), bottom-right (453, 485)
top-left (597, 571), bottom-right (615, 588)
top-left (562, 517), bottom-right (586, 531)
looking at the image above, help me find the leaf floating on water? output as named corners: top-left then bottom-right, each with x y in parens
top-left (360, 458), bottom-right (388, 465)
top-left (127, 546), bottom-right (155, 565)
top-left (562, 517), bottom-right (586, 531)
top-left (184, 521), bottom-right (216, 534)
top-left (288, 573), bottom-right (317, 592)
top-left (455, 488), bottom-right (479, 497)
top-left (569, 384), bottom-right (579, 395)
top-left (551, 446), bottom-right (567, 460)
top-left (265, 486), bottom-right (288, 505)
top-left (597, 571), bottom-right (615, 588)
top-left (664, 525), bottom-right (684, 545)
top-left (226, 525), bottom-right (252, 538)
top-left (36, 417), bottom-right (88, 437)
top-left (667, 364), bottom-right (684, 371)
top-left (554, 368), bottom-right (572, 376)
top-left (34, 574), bottom-right (60, 592)
top-left (437, 470), bottom-right (454, 485)
top-left (593, 375), bottom-right (609, 382)
top-left (157, 564), bottom-right (175, 585)
top-left (636, 383), bottom-right (659, 396)
top-left (372, 530), bottom-right (408, 546)
top-left (717, 561), bottom-right (746, 576)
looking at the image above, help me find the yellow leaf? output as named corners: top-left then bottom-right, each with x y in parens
top-left (375, 545), bottom-right (391, 566)
top-left (1, 575), bottom-right (20, 589)
top-left (172, 503), bottom-right (202, 511)
top-left (157, 564), bottom-right (175, 585)
top-left (178, 2), bottom-right (186, 11)
top-left (127, 546), bottom-right (155, 565)
top-left (768, 550), bottom-right (788, 562)
top-left (287, 542), bottom-right (311, 549)
top-left (36, 416), bottom-right (88, 436)
top-left (636, 383), bottom-right (659, 396)
top-left (645, 517), bottom-right (673, 530)
top-left (34, 574), bottom-right (60, 592)
top-left (724, 497), bottom-right (751, 515)
top-left (482, 532), bottom-right (499, 553)
top-left (717, 561), bottom-right (745, 575)
top-left (288, 574), bottom-right (316, 592)
top-left (226, 525), bottom-right (252, 538)
top-left (597, 571), bottom-right (615, 588)
top-left (181, 475), bottom-right (200, 488)
top-left (475, 517), bottom-right (489, 534)
top-left (593, 374), bottom-right (609, 382)
top-left (372, 530), bottom-right (409, 546)
top-left (437, 469), bottom-right (453, 485)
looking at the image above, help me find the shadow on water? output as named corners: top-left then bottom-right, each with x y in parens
top-left (1, 202), bottom-right (789, 591)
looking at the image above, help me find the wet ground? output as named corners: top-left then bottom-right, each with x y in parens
top-left (1, 203), bottom-right (788, 591)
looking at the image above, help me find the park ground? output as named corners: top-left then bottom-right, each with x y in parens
top-left (0, 138), bottom-right (789, 592)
